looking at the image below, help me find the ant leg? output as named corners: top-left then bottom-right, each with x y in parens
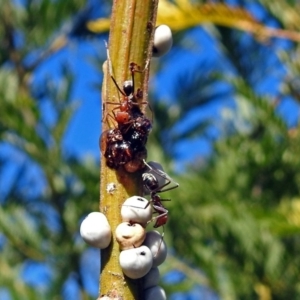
top-left (149, 205), bottom-right (168, 228)
top-left (129, 63), bottom-right (138, 94)
top-left (129, 62), bottom-right (151, 106)
top-left (157, 197), bottom-right (171, 202)
top-left (106, 112), bottom-right (118, 128)
top-left (134, 88), bottom-right (149, 107)
top-left (135, 87), bottom-right (153, 120)
top-left (106, 101), bottom-right (121, 106)
top-left (129, 62), bottom-right (146, 93)
top-left (160, 179), bottom-right (179, 193)
top-left (122, 200), bottom-right (151, 210)
top-left (130, 61), bottom-right (149, 74)
top-left (104, 40), bottom-right (126, 97)
top-left (144, 99), bottom-right (154, 123)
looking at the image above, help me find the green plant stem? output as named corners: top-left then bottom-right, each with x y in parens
top-left (99, 1), bottom-right (158, 299)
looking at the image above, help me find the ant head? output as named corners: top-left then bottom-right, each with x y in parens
top-left (142, 172), bottom-right (158, 194)
top-left (123, 80), bottom-right (133, 96)
top-left (142, 160), bottom-right (179, 195)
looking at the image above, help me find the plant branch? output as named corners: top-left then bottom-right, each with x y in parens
top-left (99, 0), bottom-right (158, 299)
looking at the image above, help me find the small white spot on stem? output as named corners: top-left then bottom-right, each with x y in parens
top-left (106, 183), bottom-right (117, 194)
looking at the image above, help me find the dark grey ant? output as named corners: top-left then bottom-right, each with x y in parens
top-left (142, 160), bottom-right (179, 228)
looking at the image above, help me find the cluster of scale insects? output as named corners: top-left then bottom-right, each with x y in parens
top-left (101, 58), bottom-right (152, 172)
top-left (101, 48), bottom-right (179, 229)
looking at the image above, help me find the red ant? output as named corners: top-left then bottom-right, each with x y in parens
top-left (142, 160), bottom-right (179, 228)
top-left (104, 41), bottom-right (149, 131)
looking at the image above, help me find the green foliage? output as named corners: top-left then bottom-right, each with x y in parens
top-left (0, 1), bottom-right (97, 299)
top-left (152, 6), bottom-right (300, 298)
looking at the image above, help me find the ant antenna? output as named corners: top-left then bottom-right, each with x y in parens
top-left (104, 40), bottom-right (126, 97)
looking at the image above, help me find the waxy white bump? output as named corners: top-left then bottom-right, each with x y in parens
top-left (144, 286), bottom-right (166, 300)
top-left (121, 196), bottom-right (152, 226)
top-left (80, 212), bottom-right (111, 249)
top-left (119, 245), bottom-right (153, 279)
top-left (115, 222), bottom-right (146, 250)
top-left (143, 231), bottom-right (167, 267)
top-left (153, 25), bottom-right (173, 57)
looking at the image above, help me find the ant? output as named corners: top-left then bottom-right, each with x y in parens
top-left (104, 41), bottom-right (150, 132)
top-left (142, 160), bottom-right (179, 228)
